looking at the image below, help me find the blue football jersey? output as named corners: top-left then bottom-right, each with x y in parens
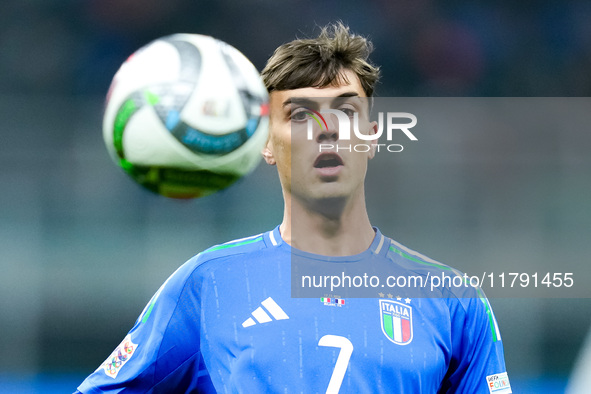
top-left (76, 227), bottom-right (511, 393)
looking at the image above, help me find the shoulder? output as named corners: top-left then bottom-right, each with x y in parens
top-left (137, 230), bottom-right (275, 322)
top-left (386, 237), bottom-right (462, 277)
top-left (384, 234), bottom-right (502, 339)
top-left (188, 231), bottom-right (274, 272)
top-left (199, 232), bottom-right (270, 260)
top-left (388, 234), bottom-right (500, 342)
top-left (384, 236), bottom-right (483, 302)
top-left (175, 230), bottom-right (275, 281)
top-left (182, 230), bottom-right (272, 273)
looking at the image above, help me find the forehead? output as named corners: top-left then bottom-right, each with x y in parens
top-left (269, 69), bottom-right (366, 110)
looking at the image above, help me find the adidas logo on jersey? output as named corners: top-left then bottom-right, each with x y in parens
top-left (242, 297), bottom-right (289, 328)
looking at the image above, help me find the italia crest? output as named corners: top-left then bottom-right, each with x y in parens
top-left (379, 300), bottom-right (413, 345)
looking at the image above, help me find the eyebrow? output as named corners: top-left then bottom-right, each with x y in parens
top-left (282, 91), bottom-right (360, 108)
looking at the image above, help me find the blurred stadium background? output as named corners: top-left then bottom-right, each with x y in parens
top-left (1, 0), bottom-right (590, 392)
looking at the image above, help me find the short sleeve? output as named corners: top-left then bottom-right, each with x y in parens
top-left (75, 256), bottom-right (216, 393)
top-left (439, 294), bottom-right (511, 394)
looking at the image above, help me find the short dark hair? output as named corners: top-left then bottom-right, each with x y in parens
top-left (261, 22), bottom-right (380, 97)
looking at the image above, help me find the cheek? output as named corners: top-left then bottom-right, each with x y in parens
top-left (274, 134), bottom-right (291, 157)
top-left (269, 132), bottom-right (292, 174)
top-left (351, 119), bottom-right (375, 142)
top-left (350, 151), bottom-right (370, 175)
top-left (269, 122), bottom-right (290, 151)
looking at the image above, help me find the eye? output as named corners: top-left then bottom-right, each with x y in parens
top-left (290, 108), bottom-right (311, 122)
top-left (340, 107), bottom-right (356, 118)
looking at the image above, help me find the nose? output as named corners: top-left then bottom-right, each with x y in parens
top-left (316, 113), bottom-right (339, 143)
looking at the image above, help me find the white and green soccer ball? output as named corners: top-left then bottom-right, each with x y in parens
top-left (103, 34), bottom-right (269, 199)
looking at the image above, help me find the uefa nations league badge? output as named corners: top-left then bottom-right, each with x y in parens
top-left (379, 300), bottom-right (413, 345)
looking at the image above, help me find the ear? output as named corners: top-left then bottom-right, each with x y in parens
top-left (262, 143), bottom-right (276, 165)
top-left (368, 120), bottom-right (379, 160)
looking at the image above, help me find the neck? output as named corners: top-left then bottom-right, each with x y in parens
top-left (279, 190), bottom-right (375, 256)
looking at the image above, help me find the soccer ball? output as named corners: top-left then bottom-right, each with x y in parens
top-left (103, 34), bottom-right (269, 199)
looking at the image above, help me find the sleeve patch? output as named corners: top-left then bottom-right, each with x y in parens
top-left (98, 335), bottom-right (138, 379)
top-left (486, 372), bottom-right (512, 394)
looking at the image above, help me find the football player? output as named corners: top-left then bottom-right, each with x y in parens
top-left (76, 22), bottom-right (510, 393)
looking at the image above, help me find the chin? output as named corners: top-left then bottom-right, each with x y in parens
top-left (308, 186), bottom-right (352, 202)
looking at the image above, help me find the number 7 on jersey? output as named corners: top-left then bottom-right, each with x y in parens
top-left (318, 335), bottom-right (354, 394)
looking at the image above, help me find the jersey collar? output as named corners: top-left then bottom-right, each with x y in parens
top-left (267, 225), bottom-right (388, 261)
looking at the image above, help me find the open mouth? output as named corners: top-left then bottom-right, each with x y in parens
top-left (313, 153), bottom-right (344, 169)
